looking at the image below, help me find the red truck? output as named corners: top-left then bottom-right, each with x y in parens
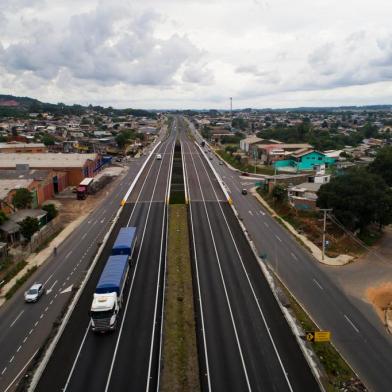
top-left (76, 178), bottom-right (94, 200)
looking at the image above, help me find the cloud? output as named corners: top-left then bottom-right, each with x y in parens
top-left (0, 4), bottom-right (205, 87)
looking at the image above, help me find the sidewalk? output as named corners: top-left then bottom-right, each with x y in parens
top-left (250, 188), bottom-right (353, 266)
top-left (0, 165), bottom-right (129, 306)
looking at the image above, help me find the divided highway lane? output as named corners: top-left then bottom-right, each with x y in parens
top-left (35, 129), bottom-right (176, 392)
top-left (181, 133), bottom-right (319, 391)
top-left (0, 153), bottom-right (150, 392)
top-left (188, 120), bottom-right (392, 391)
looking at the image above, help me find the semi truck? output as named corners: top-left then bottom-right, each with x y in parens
top-left (76, 177), bottom-right (94, 200)
top-left (90, 227), bottom-right (137, 332)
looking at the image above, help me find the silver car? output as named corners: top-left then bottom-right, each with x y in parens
top-left (24, 283), bottom-right (44, 303)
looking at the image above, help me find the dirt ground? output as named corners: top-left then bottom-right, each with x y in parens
top-left (50, 168), bottom-right (126, 225)
top-left (366, 282), bottom-right (392, 323)
top-left (324, 226), bottom-right (392, 327)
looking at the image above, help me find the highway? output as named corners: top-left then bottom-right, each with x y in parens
top-left (187, 118), bottom-right (392, 391)
top-left (0, 146), bottom-right (156, 392)
top-left (180, 121), bottom-right (319, 391)
top-left (34, 124), bottom-right (176, 391)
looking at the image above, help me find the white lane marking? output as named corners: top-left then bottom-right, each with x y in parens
top-left (264, 222), bottom-right (269, 228)
top-left (259, 210), bottom-right (266, 216)
top-left (182, 140), bottom-right (212, 391)
top-left (50, 300), bottom-right (53, 305)
top-left (248, 210), bottom-right (253, 216)
top-left (23, 337), bottom-right (27, 343)
top-left (29, 329), bottom-right (33, 335)
top-left (46, 280), bottom-right (58, 294)
top-left (189, 143), bottom-right (252, 391)
top-left (61, 285), bottom-right (73, 294)
top-left (9, 356), bottom-right (14, 363)
top-left (197, 143), bottom-right (294, 392)
top-left (290, 252), bottom-right (298, 260)
top-left (100, 219), bottom-right (105, 223)
top-left (344, 314), bottom-right (360, 333)
top-left (9, 310), bottom-right (24, 328)
top-left (34, 321), bottom-right (38, 327)
top-left (65, 251), bottom-right (72, 259)
top-left (106, 142), bottom-right (174, 392)
top-left (3, 349), bottom-right (39, 392)
top-left (45, 307), bottom-right (49, 312)
top-left (40, 314), bottom-right (44, 319)
top-left (275, 235), bottom-right (282, 242)
top-left (102, 209), bottom-right (107, 214)
top-left (63, 322), bottom-right (91, 391)
top-left (81, 233), bottom-right (87, 240)
top-left (313, 279), bottom-right (323, 290)
top-left (16, 346), bottom-right (21, 353)
top-left (1, 367), bottom-right (6, 375)
top-left (43, 273), bottom-right (54, 286)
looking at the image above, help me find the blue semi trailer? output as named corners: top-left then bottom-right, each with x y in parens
top-left (90, 226), bottom-right (137, 332)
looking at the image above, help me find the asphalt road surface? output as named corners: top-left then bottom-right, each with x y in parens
top-left (188, 118), bottom-right (392, 391)
top-left (180, 124), bottom-right (319, 392)
top-left (0, 146), bottom-right (155, 392)
top-left (34, 126), bottom-right (176, 392)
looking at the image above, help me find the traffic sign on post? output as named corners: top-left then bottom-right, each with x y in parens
top-left (306, 331), bottom-right (331, 342)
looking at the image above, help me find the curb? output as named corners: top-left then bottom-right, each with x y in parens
top-left (28, 143), bottom-right (160, 391)
top-left (250, 188), bottom-right (353, 266)
top-left (197, 145), bottom-right (326, 391)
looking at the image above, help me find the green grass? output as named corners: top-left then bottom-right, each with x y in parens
top-left (277, 280), bottom-right (364, 391)
top-left (161, 205), bottom-right (200, 392)
top-left (216, 150), bottom-right (274, 175)
top-left (1, 260), bottom-right (27, 285)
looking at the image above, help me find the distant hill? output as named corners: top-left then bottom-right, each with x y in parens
top-left (0, 94), bottom-right (156, 119)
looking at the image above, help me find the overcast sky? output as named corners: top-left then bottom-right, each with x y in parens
top-left (1, 0), bottom-right (392, 109)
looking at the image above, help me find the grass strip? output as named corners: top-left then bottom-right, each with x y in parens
top-left (216, 149), bottom-right (275, 175)
top-left (161, 205), bottom-right (200, 392)
top-left (5, 265), bottom-right (38, 300)
top-left (276, 279), bottom-right (365, 391)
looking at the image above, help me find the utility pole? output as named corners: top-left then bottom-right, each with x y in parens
top-left (320, 209), bottom-right (332, 260)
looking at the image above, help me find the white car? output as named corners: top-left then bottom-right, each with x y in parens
top-left (24, 283), bottom-right (44, 303)
top-left (156, 154), bottom-right (162, 160)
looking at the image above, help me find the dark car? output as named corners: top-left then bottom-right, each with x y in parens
top-left (241, 172), bottom-right (250, 177)
top-left (241, 189), bottom-right (248, 195)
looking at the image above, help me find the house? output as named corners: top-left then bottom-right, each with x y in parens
top-left (239, 136), bottom-right (262, 153)
top-left (0, 153), bottom-right (101, 185)
top-left (0, 142), bottom-right (47, 153)
top-left (288, 182), bottom-right (322, 210)
top-left (253, 143), bottom-right (312, 165)
top-left (274, 150), bottom-right (336, 172)
top-left (0, 209), bottom-right (48, 244)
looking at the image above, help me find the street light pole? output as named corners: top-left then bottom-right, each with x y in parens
top-left (320, 208), bottom-right (332, 260)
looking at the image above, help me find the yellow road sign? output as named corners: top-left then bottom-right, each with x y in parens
top-left (314, 331), bottom-right (331, 342)
top-left (306, 332), bottom-right (315, 342)
top-left (306, 331), bottom-right (331, 342)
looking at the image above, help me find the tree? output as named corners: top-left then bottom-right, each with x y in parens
top-left (12, 188), bottom-right (33, 209)
top-left (41, 133), bottom-right (55, 146)
top-left (42, 204), bottom-right (58, 221)
top-left (317, 168), bottom-right (392, 232)
top-left (232, 117), bottom-right (248, 130)
top-left (369, 146), bottom-right (392, 186)
top-left (271, 184), bottom-right (287, 203)
top-left (0, 211), bottom-right (7, 225)
top-left (19, 217), bottom-right (39, 241)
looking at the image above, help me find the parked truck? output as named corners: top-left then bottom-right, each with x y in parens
top-left (90, 227), bottom-right (137, 332)
top-left (76, 177), bottom-right (94, 200)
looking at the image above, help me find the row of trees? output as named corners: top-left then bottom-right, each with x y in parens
top-left (317, 147), bottom-right (392, 232)
top-left (257, 120), bottom-right (389, 151)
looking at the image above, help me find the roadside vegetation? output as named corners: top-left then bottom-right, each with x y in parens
top-left (276, 280), bottom-right (365, 391)
top-left (216, 149), bottom-right (274, 175)
top-left (161, 205), bottom-right (200, 392)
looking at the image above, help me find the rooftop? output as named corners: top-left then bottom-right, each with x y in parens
top-left (0, 153), bottom-right (98, 168)
top-left (0, 179), bottom-right (34, 199)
